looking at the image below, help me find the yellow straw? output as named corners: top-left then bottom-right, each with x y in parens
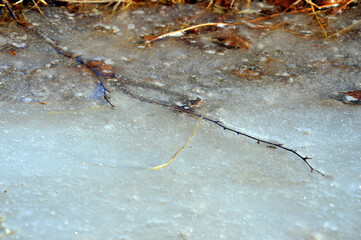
top-left (150, 112), bottom-right (205, 170)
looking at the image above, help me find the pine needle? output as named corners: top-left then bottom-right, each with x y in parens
top-left (309, 2), bottom-right (328, 38)
top-left (329, 19), bottom-right (361, 38)
top-left (150, 112), bottom-right (205, 170)
top-left (32, 0), bottom-right (44, 15)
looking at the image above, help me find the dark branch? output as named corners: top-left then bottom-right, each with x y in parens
top-left (144, 99), bottom-right (326, 177)
top-left (3, 0), bottom-right (20, 23)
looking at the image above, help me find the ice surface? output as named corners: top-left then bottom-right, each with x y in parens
top-left (0, 3), bottom-right (361, 240)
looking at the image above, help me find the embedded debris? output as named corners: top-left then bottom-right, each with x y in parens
top-left (337, 90), bottom-right (361, 104)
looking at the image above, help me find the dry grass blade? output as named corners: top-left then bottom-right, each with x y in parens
top-left (332, 0), bottom-right (356, 14)
top-left (310, 3), bottom-right (328, 38)
top-left (32, 0), bottom-right (44, 15)
top-left (150, 112), bottom-right (205, 170)
top-left (329, 19), bottom-right (361, 37)
top-left (149, 22), bottom-right (233, 42)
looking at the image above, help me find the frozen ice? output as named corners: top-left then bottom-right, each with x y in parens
top-left (0, 3), bottom-right (361, 240)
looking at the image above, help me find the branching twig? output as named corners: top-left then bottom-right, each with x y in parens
top-left (150, 101), bottom-right (326, 177)
top-left (116, 86), bottom-right (326, 177)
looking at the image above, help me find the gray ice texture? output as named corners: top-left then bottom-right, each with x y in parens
top-left (0, 3), bottom-right (360, 240)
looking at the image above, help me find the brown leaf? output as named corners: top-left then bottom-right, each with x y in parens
top-left (86, 60), bottom-right (116, 78)
top-left (216, 30), bottom-right (250, 49)
top-left (338, 90), bottom-right (361, 104)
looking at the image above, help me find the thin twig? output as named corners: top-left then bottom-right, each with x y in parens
top-left (4, 4), bottom-right (114, 107)
top-left (2, 0), bottom-right (20, 22)
top-left (116, 85), bottom-right (326, 176)
top-left (148, 101), bottom-right (327, 177)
